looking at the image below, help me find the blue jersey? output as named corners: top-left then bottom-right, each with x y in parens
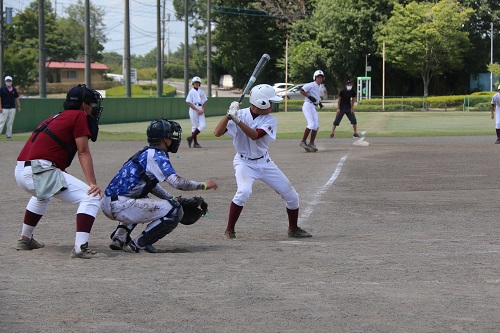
top-left (105, 147), bottom-right (176, 198)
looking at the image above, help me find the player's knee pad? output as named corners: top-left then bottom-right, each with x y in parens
top-left (281, 187), bottom-right (299, 210)
top-left (136, 209), bottom-right (180, 247)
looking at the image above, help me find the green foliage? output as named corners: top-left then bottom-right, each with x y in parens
top-left (488, 63), bottom-right (500, 77)
top-left (377, 0), bottom-right (473, 97)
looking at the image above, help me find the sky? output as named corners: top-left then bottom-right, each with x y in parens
top-left (4, 0), bottom-right (195, 56)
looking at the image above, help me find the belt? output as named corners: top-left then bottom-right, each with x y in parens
top-left (195, 103), bottom-right (202, 106)
top-left (240, 154), bottom-right (264, 161)
top-left (111, 195), bottom-right (119, 201)
top-left (24, 161), bottom-right (31, 166)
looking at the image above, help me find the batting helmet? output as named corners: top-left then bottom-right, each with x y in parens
top-left (249, 84), bottom-right (283, 109)
top-left (147, 118), bottom-right (182, 153)
top-left (313, 70), bottom-right (325, 80)
top-left (191, 76), bottom-right (202, 85)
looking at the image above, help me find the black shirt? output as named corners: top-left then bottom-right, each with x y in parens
top-left (338, 88), bottom-right (356, 107)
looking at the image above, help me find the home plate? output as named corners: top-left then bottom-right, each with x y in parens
top-left (353, 140), bottom-right (369, 147)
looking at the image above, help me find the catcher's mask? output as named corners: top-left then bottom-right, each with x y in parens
top-left (147, 118), bottom-right (182, 153)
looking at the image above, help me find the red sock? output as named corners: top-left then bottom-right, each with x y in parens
top-left (226, 202), bottom-right (243, 231)
top-left (76, 213), bottom-right (95, 233)
top-left (310, 130), bottom-right (317, 144)
top-left (192, 129), bottom-right (200, 143)
top-left (287, 208), bottom-right (299, 230)
top-left (302, 128), bottom-right (311, 142)
top-left (24, 210), bottom-right (43, 227)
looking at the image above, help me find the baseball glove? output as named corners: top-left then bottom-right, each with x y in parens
top-left (177, 196), bottom-right (208, 225)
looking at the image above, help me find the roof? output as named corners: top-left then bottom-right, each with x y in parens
top-left (45, 61), bottom-right (109, 70)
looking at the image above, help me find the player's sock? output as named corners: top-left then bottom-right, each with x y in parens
top-left (286, 208), bottom-right (299, 230)
top-left (226, 201), bottom-right (243, 231)
top-left (21, 210), bottom-right (43, 239)
top-left (302, 128), bottom-right (311, 142)
top-left (75, 232), bottom-right (90, 252)
top-left (192, 129), bottom-right (200, 143)
top-left (310, 130), bottom-right (317, 144)
top-left (496, 128), bottom-right (500, 138)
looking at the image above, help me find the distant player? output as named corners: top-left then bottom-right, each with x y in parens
top-left (330, 80), bottom-right (359, 139)
top-left (214, 84), bottom-right (312, 239)
top-left (490, 84), bottom-right (500, 144)
top-left (299, 70), bottom-right (324, 152)
top-left (185, 76), bottom-right (208, 148)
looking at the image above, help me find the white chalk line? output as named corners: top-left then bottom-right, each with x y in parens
top-left (300, 154), bottom-right (349, 223)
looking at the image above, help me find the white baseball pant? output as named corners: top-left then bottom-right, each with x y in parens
top-left (189, 109), bottom-right (206, 132)
top-left (302, 102), bottom-right (319, 131)
top-left (101, 195), bottom-right (174, 225)
top-left (0, 108), bottom-right (16, 137)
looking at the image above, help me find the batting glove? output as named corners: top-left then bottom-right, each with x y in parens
top-left (318, 102), bottom-right (324, 109)
top-left (226, 101), bottom-right (241, 123)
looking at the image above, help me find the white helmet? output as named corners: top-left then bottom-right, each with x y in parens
top-left (249, 84), bottom-right (283, 109)
top-left (191, 76), bottom-right (202, 85)
top-left (313, 70), bottom-right (325, 80)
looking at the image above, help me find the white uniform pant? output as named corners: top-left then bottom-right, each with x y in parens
top-left (101, 195), bottom-right (174, 225)
top-left (496, 109), bottom-right (500, 129)
top-left (14, 161), bottom-right (100, 217)
top-left (302, 102), bottom-right (319, 131)
top-left (189, 109), bottom-right (206, 132)
top-left (0, 108), bottom-right (16, 137)
top-left (232, 155), bottom-right (299, 209)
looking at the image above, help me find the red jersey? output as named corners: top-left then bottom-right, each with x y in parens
top-left (17, 110), bottom-right (91, 171)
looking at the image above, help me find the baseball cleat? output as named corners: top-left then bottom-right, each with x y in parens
top-left (329, 132), bottom-right (334, 138)
top-left (193, 143), bottom-right (202, 148)
top-left (288, 227), bottom-right (312, 238)
top-left (495, 138), bottom-right (500, 144)
top-left (300, 141), bottom-right (314, 152)
top-left (307, 143), bottom-right (318, 152)
top-left (353, 133), bottom-right (360, 138)
top-left (70, 242), bottom-right (108, 259)
top-left (144, 244), bottom-right (157, 253)
top-left (109, 238), bottom-right (125, 251)
top-left (16, 236), bottom-right (45, 250)
top-left (225, 229), bottom-right (236, 239)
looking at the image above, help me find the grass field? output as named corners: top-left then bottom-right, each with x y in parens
top-left (3, 111), bottom-right (495, 141)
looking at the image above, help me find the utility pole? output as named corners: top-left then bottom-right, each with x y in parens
top-left (184, 0), bottom-right (189, 97)
top-left (124, 0), bottom-right (131, 97)
top-left (84, 0), bottom-right (91, 88)
top-left (0, 0), bottom-right (4, 82)
top-left (156, 0), bottom-right (162, 97)
top-left (491, 21), bottom-right (494, 91)
top-left (38, 0), bottom-right (46, 98)
top-left (206, 0), bottom-right (211, 97)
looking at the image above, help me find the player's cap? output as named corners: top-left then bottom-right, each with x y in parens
top-left (497, 84), bottom-right (500, 90)
top-left (4, 76), bottom-right (12, 81)
top-left (346, 80), bottom-right (352, 85)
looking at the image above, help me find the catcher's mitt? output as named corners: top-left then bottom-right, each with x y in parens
top-left (177, 196), bottom-right (208, 225)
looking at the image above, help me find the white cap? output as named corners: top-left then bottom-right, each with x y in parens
top-left (498, 84), bottom-right (500, 90)
top-left (4, 76), bottom-right (12, 81)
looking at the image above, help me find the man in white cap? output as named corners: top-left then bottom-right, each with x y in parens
top-left (491, 84), bottom-right (500, 144)
top-left (0, 75), bottom-right (21, 139)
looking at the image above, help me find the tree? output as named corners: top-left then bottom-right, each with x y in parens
top-left (378, 0), bottom-right (474, 96)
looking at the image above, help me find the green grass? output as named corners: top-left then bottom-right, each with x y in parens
top-left (4, 111), bottom-right (494, 142)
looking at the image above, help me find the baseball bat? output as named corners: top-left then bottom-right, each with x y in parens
top-left (237, 53), bottom-right (271, 103)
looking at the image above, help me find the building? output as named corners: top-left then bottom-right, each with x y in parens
top-left (45, 61), bottom-right (109, 83)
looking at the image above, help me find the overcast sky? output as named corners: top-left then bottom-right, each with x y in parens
top-left (5, 0), bottom-right (195, 56)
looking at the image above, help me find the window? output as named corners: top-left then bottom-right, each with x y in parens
top-left (66, 70), bottom-right (77, 79)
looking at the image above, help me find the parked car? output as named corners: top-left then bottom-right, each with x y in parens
top-left (276, 83), bottom-right (306, 100)
top-left (272, 83), bottom-right (295, 93)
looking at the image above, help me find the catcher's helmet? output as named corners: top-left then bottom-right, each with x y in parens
top-left (66, 84), bottom-right (103, 122)
top-left (313, 70), bottom-right (325, 80)
top-left (147, 118), bottom-right (182, 153)
top-left (191, 76), bottom-right (202, 85)
top-left (249, 84), bottom-right (283, 109)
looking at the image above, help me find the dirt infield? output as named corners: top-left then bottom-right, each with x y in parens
top-left (1, 136), bottom-right (500, 333)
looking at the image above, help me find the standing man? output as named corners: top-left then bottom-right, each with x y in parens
top-left (14, 84), bottom-right (105, 259)
top-left (0, 76), bottom-right (21, 139)
top-left (102, 118), bottom-right (218, 253)
top-left (299, 70), bottom-right (324, 152)
top-left (185, 76), bottom-right (208, 148)
top-left (491, 85), bottom-right (500, 144)
top-left (330, 80), bottom-right (359, 139)
top-left (214, 84), bottom-right (312, 239)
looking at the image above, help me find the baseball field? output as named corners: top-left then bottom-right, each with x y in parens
top-left (1, 111), bottom-right (499, 332)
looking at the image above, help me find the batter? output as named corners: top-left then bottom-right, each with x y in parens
top-left (214, 84), bottom-right (312, 239)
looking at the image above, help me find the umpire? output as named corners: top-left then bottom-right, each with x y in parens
top-left (329, 80), bottom-right (359, 139)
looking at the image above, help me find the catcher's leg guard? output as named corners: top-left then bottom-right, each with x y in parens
top-left (135, 208), bottom-right (180, 248)
top-left (110, 223), bottom-right (136, 244)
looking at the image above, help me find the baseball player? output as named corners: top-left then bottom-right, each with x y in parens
top-left (185, 76), bottom-right (208, 148)
top-left (330, 80), bottom-right (359, 139)
top-left (491, 84), bottom-right (500, 144)
top-left (101, 118), bottom-right (218, 253)
top-left (14, 84), bottom-right (105, 259)
top-left (214, 84), bottom-right (312, 239)
top-left (0, 75), bottom-right (21, 139)
top-left (299, 70), bottom-right (324, 152)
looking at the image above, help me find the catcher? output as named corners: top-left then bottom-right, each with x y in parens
top-left (101, 118), bottom-right (218, 253)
